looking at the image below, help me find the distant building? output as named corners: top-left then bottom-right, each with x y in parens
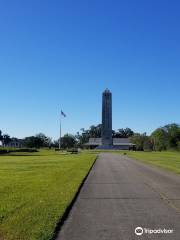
top-left (84, 89), bottom-right (135, 150)
top-left (5, 138), bottom-right (24, 148)
top-left (84, 138), bottom-right (135, 150)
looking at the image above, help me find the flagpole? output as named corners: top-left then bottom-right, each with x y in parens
top-left (59, 115), bottom-right (61, 150)
top-left (59, 110), bottom-right (66, 150)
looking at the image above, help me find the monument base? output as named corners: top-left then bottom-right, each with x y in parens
top-left (96, 145), bottom-right (119, 150)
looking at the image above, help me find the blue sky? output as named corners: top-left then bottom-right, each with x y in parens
top-left (0, 0), bottom-right (180, 139)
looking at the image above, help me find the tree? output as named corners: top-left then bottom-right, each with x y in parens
top-left (151, 128), bottom-right (168, 151)
top-left (2, 134), bottom-right (11, 146)
top-left (88, 124), bottom-right (102, 138)
top-left (124, 128), bottom-right (134, 137)
top-left (162, 124), bottom-right (180, 149)
top-left (76, 125), bottom-right (101, 146)
top-left (35, 133), bottom-right (52, 147)
top-left (117, 129), bottom-right (126, 137)
top-left (60, 134), bottom-right (77, 149)
top-left (76, 129), bottom-right (89, 146)
top-left (0, 130), bottom-right (3, 144)
top-left (23, 133), bottom-right (52, 148)
top-left (52, 140), bottom-right (59, 148)
top-left (130, 133), bottom-right (147, 151)
top-left (114, 128), bottom-right (134, 138)
top-left (143, 136), bottom-right (153, 151)
top-left (23, 136), bottom-right (43, 148)
top-left (151, 123), bottom-right (180, 151)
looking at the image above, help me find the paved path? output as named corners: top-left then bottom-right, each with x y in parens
top-left (57, 153), bottom-right (180, 240)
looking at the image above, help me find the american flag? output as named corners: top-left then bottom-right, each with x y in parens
top-left (61, 110), bottom-right (66, 117)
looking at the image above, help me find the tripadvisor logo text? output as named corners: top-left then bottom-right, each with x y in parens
top-left (135, 226), bottom-right (174, 236)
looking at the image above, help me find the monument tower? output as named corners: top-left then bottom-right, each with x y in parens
top-left (85, 89), bottom-right (135, 149)
top-left (101, 89), bottom-right (113, 147)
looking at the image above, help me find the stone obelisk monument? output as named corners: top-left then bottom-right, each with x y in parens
top-left (101, 89), bottom-right (113, 147)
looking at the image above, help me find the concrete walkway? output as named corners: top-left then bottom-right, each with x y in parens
top-left (57, 153), bottom-right (180, 240)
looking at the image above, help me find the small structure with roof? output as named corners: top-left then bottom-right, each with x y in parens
top-left (84, 138), bottom-right (135, 150)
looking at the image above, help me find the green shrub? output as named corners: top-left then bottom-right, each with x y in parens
top-left (13, 148), bottom-right (38, 153)
top-left (177, 141), bottom-right (180, 151)
top-left (0, 149), bottom-right (8, 154)
top-left (0, 147), bottom-right (38, 154)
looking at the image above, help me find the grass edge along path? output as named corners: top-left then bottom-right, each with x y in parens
top-left (0, 150), bottom-right (97, 240)
top-left (121, 151), bottom-right (180, 174)
top-left (51, 154), bottom-right (97, 240)
top-left (87, 150), bottom-right (180, 175)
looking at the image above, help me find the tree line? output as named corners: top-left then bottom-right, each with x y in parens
top-left (0, 131), bottom-right (52, 149)
top-left (133, 123), bottom-right (180, 151)
top-left (0, 130), bottom-right (76, 149)
top-left (0, 123), bottom-right (180, 151)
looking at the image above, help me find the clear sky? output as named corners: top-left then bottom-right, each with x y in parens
top-left (0, 0), bottom-right (180, 140)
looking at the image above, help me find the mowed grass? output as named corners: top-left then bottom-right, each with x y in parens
top-left (122, 151), bottom-right (180, 174)
top-left (0, 150), bottom-right (96, 240)
top-left (86, 149), bottom-right (180, 174)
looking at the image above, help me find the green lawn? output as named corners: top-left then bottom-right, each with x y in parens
top-left (86, 149), bottom-right (180, 174)
top-left (121, 151), bottom-right (180, 174)
top-left (0, 150), bottom-right (96, 240)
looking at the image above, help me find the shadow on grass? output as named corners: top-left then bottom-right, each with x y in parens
top-left (0, 154), bottom-right (42, 157)
top-left (0, 153), bottom-right (71, 157)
